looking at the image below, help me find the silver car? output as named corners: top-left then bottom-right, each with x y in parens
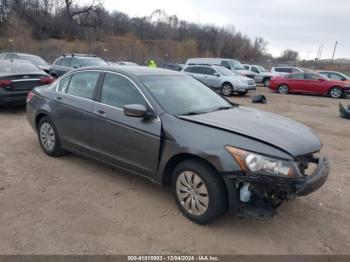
top-left (182, 65), bottom-right (256, 96)
top-left (243, 64), bottom-right (278, 87)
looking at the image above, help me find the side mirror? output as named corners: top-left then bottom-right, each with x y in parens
top-left (213, 72), bottom-right (220, 77)
top-left (318, 78), bottom-right (325, 81)
top-left (72, 64), bottom-right (80, 69)
top-left (123, 104), bottom-right (155, 119)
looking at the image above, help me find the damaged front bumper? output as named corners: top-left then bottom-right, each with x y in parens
top-left (223, 156), bottom-right (329, 219)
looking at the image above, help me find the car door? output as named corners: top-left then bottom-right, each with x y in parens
top-left (91, 72), bottom-right (161, 178)
top-left (287, 73), bottom-right (306, 92)
top-left (304, 73), bottom-right (329, 94)
top-left (203, 67), bottom-right (221, 88)
top-left (52, 70), bottom-right (101, 154)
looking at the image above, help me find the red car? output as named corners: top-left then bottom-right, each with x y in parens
top-left (269, 72), bottom-right (350, 98)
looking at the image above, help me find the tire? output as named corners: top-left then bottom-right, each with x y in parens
top-left (263, 78), bottom-right (270, 87)
top-left (38, 117), bottom-right (66, 157)
top-left (171, 159), bottom-right (227, 224)
top-left (329, 87), bottom-right (344, 98)
top-left (277, 84), bottom-right (289, 94)
top-left (221, 83), bottom-right (233, 96)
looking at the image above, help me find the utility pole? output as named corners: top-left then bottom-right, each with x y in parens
top-left (319, 44), bottom-right (324, 60)
top-left (331, 41), bottom-right (338, 63)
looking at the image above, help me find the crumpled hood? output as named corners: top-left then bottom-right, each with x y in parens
top-left (179, 106), bottom-right (322, 157)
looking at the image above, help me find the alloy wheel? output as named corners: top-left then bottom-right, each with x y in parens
top-left (176, 171), bottom-right (209, 216)
top-left (40, 122), bottom-right (56, 152)
top-left (330, 87), bottom-right (342, 98)
top-left (222, 84), bottom-right (233, 96)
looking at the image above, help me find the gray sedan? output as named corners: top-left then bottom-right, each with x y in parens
top-left (182, 65), bottom-right (256, 96)
top-left (26, 66), bottom-right (329, 224)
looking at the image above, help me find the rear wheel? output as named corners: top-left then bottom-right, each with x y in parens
top-left (263, 78), bottom-right (270, 87)
top-left (278, 84), bottom-right (289, 94)
top-left (329, 87), bottom-right (344, 98)
top-left (172, 159), bottom-right (227, 224)
top-left (38, 117), bottom-right (66, 157)
top-left (221, 83), bottom-right (233, 96)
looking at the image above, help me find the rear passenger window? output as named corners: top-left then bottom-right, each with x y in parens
top-left (289, 73), bottom-right (304, 79)
top-left (184, 67), bottom-right (195, 73)
top-left (101, 73), bottom-right (147, 109)
top-left (58, 75), bottom-right (71, 92)
top-left (204, 68), bottom-right (216, 75)
top-left (66, 71), bottom-right (100, 99)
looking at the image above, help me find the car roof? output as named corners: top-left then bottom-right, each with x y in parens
top-left (75, 65), bottom-right (186, 76)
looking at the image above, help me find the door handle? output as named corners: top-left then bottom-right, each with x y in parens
top-left (55, 96), bottom-right (62, 101)
top-left (94, 109), bottom-right (107, 117)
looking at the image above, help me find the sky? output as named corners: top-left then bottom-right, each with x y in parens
top-left (103, 0), bottom-right (350, 59)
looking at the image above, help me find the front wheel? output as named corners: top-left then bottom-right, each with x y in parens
top-left (38, 117), bottom-right (66, 157)
top-left (221, 83), bottom-right (233, 96)
top-left (172, 159), bottom-right (227, 224)
top-left (329, 87), bottom-right (344, 98)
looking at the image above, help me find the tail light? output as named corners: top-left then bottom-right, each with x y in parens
top-left (0, 79), bottom-right (12, 88)
top-left (26, 91), bottom-right (35, 103)
top-left (39, 76), bottom-right (55, 84)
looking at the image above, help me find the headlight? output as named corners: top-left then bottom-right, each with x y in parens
top-left (226, 146), bottom-right (301, 178)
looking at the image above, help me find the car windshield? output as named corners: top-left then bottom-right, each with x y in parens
top-left (79, 57), bottom-right (108, 66)
top-left (20, 55), bottom-right (48, 66)
top-left (141, 75), bottom-right (233, 116)
top-left (258, 66), bottom-right (266, 72)
top-left (0, 63), bottom-right (42, 74)
top-left (214, 66), bottom-right (237, 76)
top-left (229, 60), bottom-right (245, 70)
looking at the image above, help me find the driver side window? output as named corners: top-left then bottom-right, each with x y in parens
top-left (100, 73), bottom-right (147, 109)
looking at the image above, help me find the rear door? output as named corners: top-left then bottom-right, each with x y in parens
top-left (287, 73), bottom-right (306, 92)
top-left (91, 72), bottom-right (161, 177)
top-left (52, 70), bottom-right (101, 154)
top-left (184, 66), bottom-right (209, 85)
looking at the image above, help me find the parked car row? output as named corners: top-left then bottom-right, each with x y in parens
top-left (1, 51), bottom-right (349, 107)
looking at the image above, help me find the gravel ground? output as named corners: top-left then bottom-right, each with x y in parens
top-left (0, 86), bottom-right (349, 255)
